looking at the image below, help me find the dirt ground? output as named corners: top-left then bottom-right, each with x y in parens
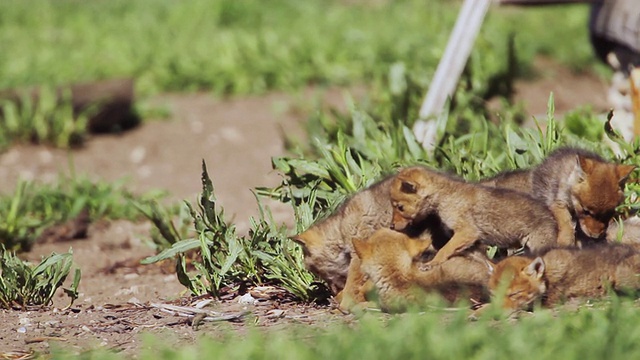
top-left (0, 59), bottom-right (611, 356)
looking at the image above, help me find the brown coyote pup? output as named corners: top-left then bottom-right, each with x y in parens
top-left (389, 166), bottom-right (558, 267)
top-left (482, 148), bottom-right (635, 246)
top-left (530, 148), bottom-right (635, 245)
top-left (352, 228), bottom-right (490, 312)
top-left (292, 176), bottom-right (441, 307)
top-left (488, 244), bottom-right (640, 311)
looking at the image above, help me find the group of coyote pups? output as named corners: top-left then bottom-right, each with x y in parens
top-left (292, 147), bottom-right (640, 313)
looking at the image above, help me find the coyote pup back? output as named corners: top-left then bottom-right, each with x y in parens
top-left (489, 243), bottom-right (640, 310)
top-left (291, 176), bottom-right (395, 294)
top-left (389, 166), bottom-right (558, 266)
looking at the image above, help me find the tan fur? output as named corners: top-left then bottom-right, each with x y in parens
top-left (479, 168), bottom-right (532, 193)
top-left (488, 256), bottom-right (547, 311)
top-left (489, 244), bottom-right (640, 310)
top-left (530, 148), bottom-right (635, 245)
top-left (606, 217), bottom-right (640, 244)
top-left (477, 148), bottom-right (634, 247)
top-left (390, 166), bottom-right (558, 267)
top-left (353, 228), bottom-right (490, 313)
top-left (292, 176), bottom-right (435, 306)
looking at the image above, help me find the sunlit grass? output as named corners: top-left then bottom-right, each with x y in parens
top-left (0, 0), bottom-right (597, 96)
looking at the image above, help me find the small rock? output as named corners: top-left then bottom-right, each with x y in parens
top-left (130, 146), bottom-right (146, 164)
top-left (190, 120), bottom-right (204, 133)
top-left (124, 273), bottom-right (139, 280)
top-left (17, 327), bottom-right (27, 334)
top-left (237, 293), bottom-right (258, 305)
top-left (220, 126), bottom-right (243, 142)
top-left (266, 309), bottom-right (286, 319)
top-left (115, 286), bottom-right (139, 296)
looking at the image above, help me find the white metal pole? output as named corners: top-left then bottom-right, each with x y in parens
top-left (413, 0), bottom-right (492, 151)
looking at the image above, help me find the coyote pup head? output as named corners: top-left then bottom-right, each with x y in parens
top-left (571, 156), bottom-right (635, 239)
top-left (353, 228), bottom-right (432, 312)
top-left (389, 167), bottom-right (434, 231)
top-left (353, 228), bottom-right (431, 277)
top-left (291, 227), bottom-right (350, 295)
top-left (488, 256), bottom-right (547, 311)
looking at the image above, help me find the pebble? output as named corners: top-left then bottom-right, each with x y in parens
top-left (237, 293), bottom-right (258, 305)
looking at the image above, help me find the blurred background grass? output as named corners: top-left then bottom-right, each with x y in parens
top-left (0, 0), bottom-right (603, 96)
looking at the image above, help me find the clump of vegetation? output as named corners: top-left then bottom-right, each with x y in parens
top-left (0, 248), bottom-right (80, 309)
top-left (563, 106), bottom-right (606, 142)
top-left (142, 161), bottom-right (316, 301)
top-left (0, 86), bottom-right (90, 152)
top-left (0, 176), bottom-right (168, 252)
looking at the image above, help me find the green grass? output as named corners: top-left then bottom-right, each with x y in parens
top-left (52, 298), bottom-right (640, 359)
top-left (0, 86), bottom-right (89, 151)
top-left (141, 161), bottom-right (317, 301)
top-left (0, 173), bottom-right (170, 309)
top-left (0, 0), bottom-right (599, 96)
top-left (0, 248), bottom-right (80, 309)
top-left (0, 0), bottom-right (603, 152)
top-left (0, 175), bottom-right (169, 252)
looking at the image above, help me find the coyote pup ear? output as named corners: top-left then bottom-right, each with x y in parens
top-left (400, 181), bottom-right (418, 194)
top-left (577, 155), bottom-right (594, 174)
top-left (616, 164), bottom-right (636, 185)
top-left (290, 229), bottom-right (321, 249)
top-left (525, 257), bottom-right (545, 280)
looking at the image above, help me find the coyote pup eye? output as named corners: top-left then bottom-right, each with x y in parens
top-left (397, 204), bottom-right (404, 212)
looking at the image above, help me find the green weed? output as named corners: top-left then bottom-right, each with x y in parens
top-left (142, 161), bottom-right (316, 301)
top-left (133, 200), bottom-right (191, 253)
top-left (0, 86), bottom-right (90, 151)
top-left (0, 176), bottom-right (168, 252)
top-left (0, 247), bottom-right (80, 309)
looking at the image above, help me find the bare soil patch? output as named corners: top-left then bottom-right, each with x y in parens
top-left (0, 59), bottom-right (608, 355)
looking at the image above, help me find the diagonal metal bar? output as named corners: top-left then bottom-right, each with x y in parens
top-left (413, 0), bottom-right (594, 151)
top-left (414, 0), bottom-right (492, 150)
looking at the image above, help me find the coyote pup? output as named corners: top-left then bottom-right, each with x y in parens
top-left (489, 244), bottom-right (640, 310)
top-left (292, 176), bottom-right (439, 307)
top-left (352, 228), bottom-right (489, 312)
top-left (478, 148), bottom-right (635, 246)
top-left (530, 148), bottom-right (635, 245)
top-left (389, 166), bottom-right (558, 267)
